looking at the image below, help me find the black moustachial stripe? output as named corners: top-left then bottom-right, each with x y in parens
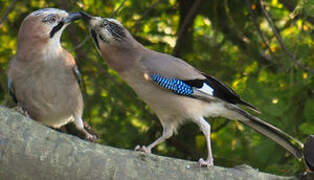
top-left (90, 29), bottom-right (100, 49)
top-left (50, 21), bottom-right (64, 38)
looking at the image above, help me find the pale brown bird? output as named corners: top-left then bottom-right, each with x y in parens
top-left (80, 11), bottom-right (304, 167)
top-left (8, 8), bottom-right (96, 142)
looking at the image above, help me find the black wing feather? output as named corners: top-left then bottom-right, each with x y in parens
top-left (8, 78), bottom-right (17, 104)
top-left (73, 66), bottom-right (82, 85)
top-left (183, 74), bottom-right (240, 104)
top-left (203, 74), bottom-right (240, 104)
top-left (184, 73), bottom-right (258, 112)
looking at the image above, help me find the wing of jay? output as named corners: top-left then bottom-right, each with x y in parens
top-left (7, 9), bottom-right (96, 142)
top-left (80, 11), bottom-right (304, 167)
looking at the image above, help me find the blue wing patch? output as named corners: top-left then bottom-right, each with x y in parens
top-left (8, 78), bottom-right (17, 103)
top-left (150, 74), bottom-right (193, 96)
top-left (150, 73), bottom-right (258, 111)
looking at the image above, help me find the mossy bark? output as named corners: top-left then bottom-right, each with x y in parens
top-left (0, 106), bottom-right (297, 180)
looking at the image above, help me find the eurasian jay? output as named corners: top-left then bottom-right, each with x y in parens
top-left (7, 8), bottom-right (96, 142)
top-left (80, 12), bottom-right (303, 166)
top-left (304, 135), bottom-right (314, 171)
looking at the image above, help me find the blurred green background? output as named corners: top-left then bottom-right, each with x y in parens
top-left (0, 0), bottom-right (313, 175)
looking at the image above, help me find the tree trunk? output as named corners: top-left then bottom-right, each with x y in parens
top-left (0, 106), bottom-right (297, 180)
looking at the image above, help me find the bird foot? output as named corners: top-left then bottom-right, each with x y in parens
top-left (85, 133), bottom-right (97, 142)
top-left (83, 122), bottom-right (98, 142)
top-left (15, 106), bottom-right (30, 118)
top-left (134, 145), bottom-right (151, 153)
top-left (198, 158), bottom-right (214, 168)
top-left (80, 128), bottom-right (97, 142)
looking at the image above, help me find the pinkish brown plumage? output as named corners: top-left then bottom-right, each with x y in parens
top-left (8, 8), bottom-right (96, 142)
top-left (80, 12), bottom-right (304, 167)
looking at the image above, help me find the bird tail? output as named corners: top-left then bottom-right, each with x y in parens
top-left (238, 99), bottom-right (261, 114)
top-left (227, 104), bottom-right (304, 160)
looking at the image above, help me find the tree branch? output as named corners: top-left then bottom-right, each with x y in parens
top-left (0, 106), bottom-right (299, 180)
top-left (72, 36), bottom-right (90, 50)
top-left (245, 0), bottom-right (275, 62)
top-left (0, 0), bottom-right (18, 28)
top-left (212, 120), bottom-right (230, 133)
top-left (133, 0), bottom-right (163, 32)
top-left (111, 0), bottom-right (127, 17)
top-left (172, 0), bottom-right (203, 57)
top-left (258, 0), bottom-right (314, 74)
top-left (278, 0), bottom-right (314, 25)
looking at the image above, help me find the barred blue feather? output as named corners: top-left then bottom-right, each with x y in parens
top-left (150, 74), bottom-right (193, 96)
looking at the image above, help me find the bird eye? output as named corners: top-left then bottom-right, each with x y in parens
top-left (100, 22), bottom-right (107, 28)
top-left (42, 15), bottom-right (57, 24)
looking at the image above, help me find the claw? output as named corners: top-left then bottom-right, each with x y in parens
top-left (15, 105), bottom-right (30, 118)
top-left (198, 158), bottom-right (214, 168)
top-left (134, 145), bottom-right (151, 153)
top-left (80, 128), bottom-right (97, 142)
top-left (86, 133), bottom-right (97, 142)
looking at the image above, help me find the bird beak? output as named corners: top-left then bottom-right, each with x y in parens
top-left (79, 11), bottom-right (93, 23)
top-left (63, 12), bottom-right (82, 24)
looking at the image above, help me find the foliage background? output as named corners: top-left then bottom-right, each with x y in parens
top-left (0, 0), bottom-right (313, 175)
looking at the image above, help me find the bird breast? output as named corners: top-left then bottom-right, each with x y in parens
top-left (10, 54), bottom-right (83, 127)
top-left (120, 68), bottom-right (213, 122)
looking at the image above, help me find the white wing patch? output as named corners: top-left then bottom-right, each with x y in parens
top-left (198, 83), bottom-right (214, 96)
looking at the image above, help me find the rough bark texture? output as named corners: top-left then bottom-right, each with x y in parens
top-left (0, 106), bottom-right (297, 180)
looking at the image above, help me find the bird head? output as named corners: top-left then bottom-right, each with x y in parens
top-left (17, 8), bottom-right (81, 50)
top-left (80, 11), bottom-right (144, 71)
top-left (79, 11), bottom-right (136, 52)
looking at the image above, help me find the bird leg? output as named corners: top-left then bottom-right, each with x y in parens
top-left (84, 121), bottom-right (99, 138)
top-left (195, 117), bottom-right (214, 167)
top-left (80, 128), bottom-right (97, 142)
top-left (73, 117), bottom-right (97, 142)
top-left (135, 126), bottom-right (173, 153)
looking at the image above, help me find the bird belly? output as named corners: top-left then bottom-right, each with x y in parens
top-left (40, 115), bottom-right (75, 128)
top-left (13, 66), bottom-right (83, 128)
top-left (120, 69), bottom-right (239, 132)
top-left (121, 72), bottom-right (213, 121)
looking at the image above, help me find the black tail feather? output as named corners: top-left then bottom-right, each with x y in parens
top-left (228, 104), bottom-right (304, 159)
top-left (238, 99), bottom-right (261, 114)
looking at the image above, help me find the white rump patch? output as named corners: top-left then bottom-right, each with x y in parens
top-left (198, 83), bottom-right (214, 96)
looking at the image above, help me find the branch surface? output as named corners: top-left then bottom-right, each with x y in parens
top-left (0, 107), bottom-right (297, 180)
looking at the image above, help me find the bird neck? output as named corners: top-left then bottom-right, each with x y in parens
top-left (17, 38), bottom-right (63, 62)
top-left (100, 41), bottom-right (143, 72)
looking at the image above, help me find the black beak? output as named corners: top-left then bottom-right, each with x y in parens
top-left (63, 12), bottom-right (82, 23)
top-left (79, 11), bottom-right (93, 23)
